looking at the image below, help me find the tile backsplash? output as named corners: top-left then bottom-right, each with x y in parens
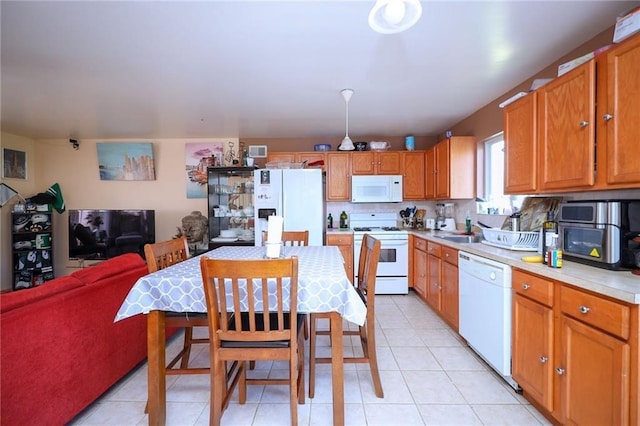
top-left (326, 187), bottom-right (639, 231)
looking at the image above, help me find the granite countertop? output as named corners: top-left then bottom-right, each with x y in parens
top-left (409, 230), bottom-right (640, 305)
top-left (326, 228), bottom-right (354, 235)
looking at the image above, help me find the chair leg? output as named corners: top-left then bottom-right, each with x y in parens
top-left (180, 326), bottom-right (194, 369)
top-left (211, 359), bottom-right (225, 426)
top-left (308, 314), bottom-right (317, 398)
top-left (365, 320), bottom-right (384, 398)
top-left (238, 361), bottom-right (247, 404)
top-left (303, 315), bottom-right (309, 340)
top-left (290, 352), bottom-right (298, 426)
top-left (297, 334), bottom-right (305, 405)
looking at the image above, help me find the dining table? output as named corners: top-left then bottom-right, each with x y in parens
top-left (115, 245), bottom-right (367, 426)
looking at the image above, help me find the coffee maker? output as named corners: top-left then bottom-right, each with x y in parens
top-left (435, 203), bottom-right (456, 231)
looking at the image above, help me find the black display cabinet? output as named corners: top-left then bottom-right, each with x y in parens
top-left (11, 207), bottom-right (54, 290)
top-left (207, 167), bottom-right (255, 250)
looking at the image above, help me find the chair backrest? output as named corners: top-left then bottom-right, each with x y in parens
top-left (261, 230), bottom-right (309, 247)
top-left (200, 256), bottom-right (299, 343)
top-left (144, 237), bottom-right (190, 273)
top-left (355, 234), bottom-right (381, 308)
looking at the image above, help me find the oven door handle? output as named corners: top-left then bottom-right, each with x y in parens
top-left (374, 240), bottom-right (409, 247)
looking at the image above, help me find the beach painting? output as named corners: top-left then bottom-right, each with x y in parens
top-left (185, 142), bottom-right (225, 198)
top-left (97, 142), bottom-right (156, 181)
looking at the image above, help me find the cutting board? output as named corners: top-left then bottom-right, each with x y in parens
top-left (502, 197), bottom-right (562, 232)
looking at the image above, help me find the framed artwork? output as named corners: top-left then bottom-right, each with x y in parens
top-left (2, 148), bottom-right (27, 179)
top-left (96, 142), bottom-right (156, 181)
top-left (185, 142), bottom-right (224, 199)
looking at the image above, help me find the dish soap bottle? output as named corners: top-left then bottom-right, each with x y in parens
top-left (541, 211), bottom-right (557, 264)
top-left (465, 211), bottom-right (472, 235)
top-left (339, 211), bottom-right (348, 229)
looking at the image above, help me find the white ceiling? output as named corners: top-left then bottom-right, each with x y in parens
top-left (1, 1), bottom-right (637, 141)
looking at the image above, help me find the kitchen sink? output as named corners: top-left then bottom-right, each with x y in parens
top-left (434, 234), bottom-right (483, 243)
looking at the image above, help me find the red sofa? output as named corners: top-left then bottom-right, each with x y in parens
top-left (0, 253), bottom-right (150, 425)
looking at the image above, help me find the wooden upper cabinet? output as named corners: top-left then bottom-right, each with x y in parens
top-left (326, 152), bottom-right (351, 201)
top-left (267, 152), bottom-right (326, 171)
top-left (266, 152), bottom-right (296, 163)
top-left (538, 60), bottom-right (596, 190)
top-left (425, 147), bottom-right (436, 199)
top-left (435, 141), bottom-right (450, 199)
top-left (402, 151), bottom-right (425, 200)
top-left (602, 33), bottom-right (640, 187)
top-left (504, 93), bottom-right (538, 194)
top-left (297, 152), bottom-right (326, 171)
top-left (435, 137), bottom-right (476, 200)
top-left (351, 152), bottom-right (376, 174)
top-left (351, 151), bottom-right (402, 175)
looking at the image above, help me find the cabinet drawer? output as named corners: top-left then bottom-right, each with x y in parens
top-left (442, 246), bottom-right (458, 265)
top-left (414, 237), bottom-right (427, 251)
top-left (560, 285), bottom-right (630, 340)
top-left (326, 234), bottom-right (353, 246)
top-left (427, 241), bottom-right (441, 257)
top-left (512, 269), bottom-right (554, 307)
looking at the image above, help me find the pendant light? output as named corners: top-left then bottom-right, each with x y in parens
top-left (368, 0), bottom-right (422, 34)
top-left (338, 88), bottom-right (355, 151)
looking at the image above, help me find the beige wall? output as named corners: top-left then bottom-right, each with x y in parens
top-left (1, 133), bottom-right (39, 289)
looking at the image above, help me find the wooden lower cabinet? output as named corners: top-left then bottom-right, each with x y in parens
top-left (426, 242), bottom-right (442, 311)
top-left (512, 293), bottom-right (554, 412)
top-left (411, 238), bottom-right (458, 330)
top-left (558, 315), bottom-right (630, 425)
top-left (326, 233), bottom-right (354, 284)
top-left (412, 236), bottom-right (428, 299)
top-left (440, 246), bottom-right (458, 331)
top-left (512, 268), bottom-right (638, 425)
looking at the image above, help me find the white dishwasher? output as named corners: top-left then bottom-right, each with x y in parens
top-left (458, 251), bottom-right (519, 390)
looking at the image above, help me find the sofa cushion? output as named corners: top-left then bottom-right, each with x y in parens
top-left (0, 276), bottom-right (84, 314)
top-left (71, 253), bottom-right (146, 285)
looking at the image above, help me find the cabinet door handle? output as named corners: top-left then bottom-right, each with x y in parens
top-left (603, 113), bottom-right (613, 121)
top-left (579, 305), bottom-right (590, 314)
top-left (539, 356), bottom-right (548, 363)
top-left (522, 283), bottom-right (530, 290)
top-left (555, 367), bottom-right (565, 375)
top-left (579, 120), bottom-right (589, 128)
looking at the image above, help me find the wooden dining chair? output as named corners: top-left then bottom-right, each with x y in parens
top-left (261, 229), bottom-right (310, 341)
top-left (200, 256), bottom-right (305, 426)
top-left (144, 237), bottom-right (209, 373)
top-left (308, 233), bottom-right (384, 398)
top-left (261, 230), bottom-right (309, 246)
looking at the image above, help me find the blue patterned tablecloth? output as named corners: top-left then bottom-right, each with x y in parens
top-left (115, 245), bottom-right (366, 325)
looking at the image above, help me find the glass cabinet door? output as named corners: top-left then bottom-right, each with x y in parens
top-left (207, 167), bottom-right (255, 248)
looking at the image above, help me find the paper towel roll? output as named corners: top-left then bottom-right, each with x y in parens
top-left (267, 215), bottom-right (283, 243)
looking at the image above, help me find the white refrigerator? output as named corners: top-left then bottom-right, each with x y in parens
top-left (254, 168), bottom-right (325, 246)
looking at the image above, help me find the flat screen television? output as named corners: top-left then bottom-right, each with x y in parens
top-left (68, 209), bottom-right (155, 260)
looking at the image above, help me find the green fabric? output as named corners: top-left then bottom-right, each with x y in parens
top-left (45, 183), bottom-right (65, 213)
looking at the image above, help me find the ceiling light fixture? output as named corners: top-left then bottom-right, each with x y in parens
top-left (338, 89), bottom-right (355, 151)
top-left (368, 0), bottom-right (422, 34)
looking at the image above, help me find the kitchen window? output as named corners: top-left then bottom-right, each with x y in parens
top-left (478, 133), bottom-right (524, 215)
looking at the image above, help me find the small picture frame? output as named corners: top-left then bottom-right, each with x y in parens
top-left (2, 148), bottom-right (27, 180)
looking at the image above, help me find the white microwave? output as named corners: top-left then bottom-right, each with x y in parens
top-left (351, 175), bottom-right (403, 203)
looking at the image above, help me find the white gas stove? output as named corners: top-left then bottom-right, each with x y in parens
top-left (350, 213), bottom-right (409, 294)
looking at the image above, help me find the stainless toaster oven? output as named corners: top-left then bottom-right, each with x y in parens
top-left (557, 200), bottom-right (640, 270)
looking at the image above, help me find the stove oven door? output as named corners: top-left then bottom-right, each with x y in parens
top-left (354, 235), bottom-right (409, 294)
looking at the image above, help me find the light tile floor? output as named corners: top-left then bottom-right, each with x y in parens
top-left (70, 292), bottom-right (551, 425)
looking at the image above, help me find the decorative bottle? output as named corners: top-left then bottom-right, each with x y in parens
top-left (339, 211), bottom-right (348, 229)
